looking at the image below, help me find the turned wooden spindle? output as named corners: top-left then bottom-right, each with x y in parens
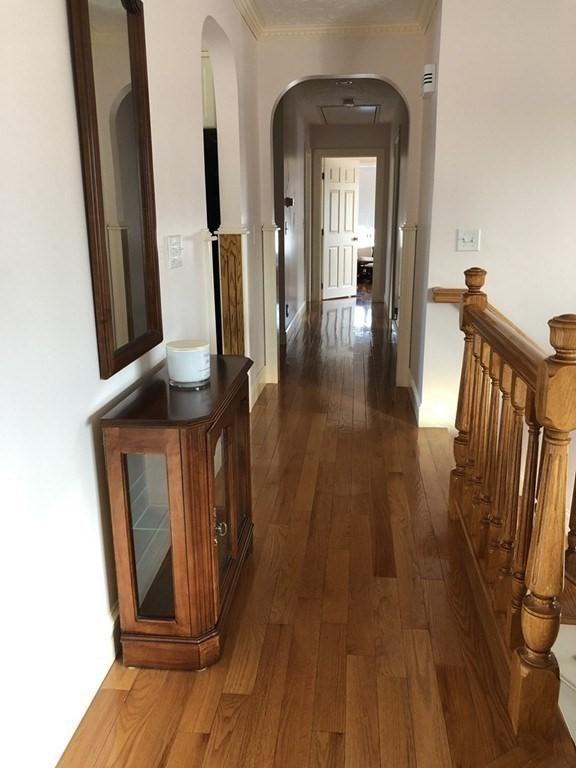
top-left (450, 268), bottom-right (487, 519)
top-left (485, 361), bottom-right (514, 585)
top-left (495, 375), bottom-right (527, 614)
top-left (462, 333), bottom-right (483, 520)
top-left (507, 392), bottom-right (540, 651)
top-left (509, 314), bottom-right (576, 738)
top-left (470, 340), bottom-right (492, 548)
top-left (478, 350), bottom-right (502, 561)
top-left (565, 475), bottom-right (576, 584)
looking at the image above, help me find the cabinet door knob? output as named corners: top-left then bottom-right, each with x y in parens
top-left (215, 521), bottom-right (228, 538)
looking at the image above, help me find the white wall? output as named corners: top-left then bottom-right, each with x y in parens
top-left (410, 0), bottom-right (442, 406)
top-left (275, 87), bottom-right (309, 330)
top-left (0, 1), bottom-right (262, 765)
top-left (418, 0), bottom-right (576, 426)
top-left (358, 163), bottom-right (377, 231)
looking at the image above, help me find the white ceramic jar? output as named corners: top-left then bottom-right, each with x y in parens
top-left (166, 340), bottom-right (211, 389)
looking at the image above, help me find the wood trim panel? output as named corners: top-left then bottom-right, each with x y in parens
top-left (431, 287), bottom-right (464, 304)
top-left (180, 426), bottom-right (219, 636)
top-left (219, 233), bottom-right (245, 355)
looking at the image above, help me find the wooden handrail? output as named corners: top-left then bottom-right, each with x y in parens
top-left (431, 287), bottom-right (464, 303)
top-left (448, 267), bottom-right (576, 744)
top-left (464, 304), bottom-right (546, 391)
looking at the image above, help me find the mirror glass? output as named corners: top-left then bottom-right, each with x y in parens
top-left (67, 0), bottom-right (162, 378)
top-left (89, 0), bottom-right (147, 349)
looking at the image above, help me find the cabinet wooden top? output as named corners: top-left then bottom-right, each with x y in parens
top-left (101, 355), bottom-right (253, 427)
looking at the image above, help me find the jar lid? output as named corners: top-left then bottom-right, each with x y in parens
top-left (166, 340), bottom-right (209, 352)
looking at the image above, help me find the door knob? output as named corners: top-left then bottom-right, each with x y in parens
top-left (351, 237), bottom-right (358, 241)
top-left (215, 521), bottom-right (228, 538)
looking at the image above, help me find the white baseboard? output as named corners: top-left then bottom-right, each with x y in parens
top-left (407, 372), bottom-right (421, 422)
top-left (285, 302), bottom-right (306, 340)
top-left (249, 364), bottom-right (276, 408)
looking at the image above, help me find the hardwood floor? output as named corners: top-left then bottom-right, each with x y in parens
top-left (60, 293), bottom-right (537, 767)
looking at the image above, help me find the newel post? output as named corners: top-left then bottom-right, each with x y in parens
top-left (449, 268), bottom-right (487, 519)
top-left (509, 314), bottom-right (576, 738)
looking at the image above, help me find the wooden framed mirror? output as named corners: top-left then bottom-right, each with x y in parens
top-left (67, 0), bottom-right (162, 379)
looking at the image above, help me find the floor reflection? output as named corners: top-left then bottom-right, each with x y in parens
top-left (320, 285), bottom-right (374, 349)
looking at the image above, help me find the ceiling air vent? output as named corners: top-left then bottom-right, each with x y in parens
top-left (422, 64), bottom-right (436, 96)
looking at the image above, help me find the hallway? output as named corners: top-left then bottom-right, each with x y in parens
top-left (60, 294), bottom-right (520, 768)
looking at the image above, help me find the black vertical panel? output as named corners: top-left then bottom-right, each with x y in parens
top-left (203, 128), bottom-right (223, 354)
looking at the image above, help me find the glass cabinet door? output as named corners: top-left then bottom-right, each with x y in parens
top-left (213, 431), bottom-right (233, 585)
top-left (235, 391), bottom-right (252, 545)
top-left (105, 427), bottom-right (191, 637)
top-left (124, 453), bottom-right (175, 620)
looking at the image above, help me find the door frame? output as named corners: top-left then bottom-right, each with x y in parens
top-left (311, 148), bottom-right (389, 304)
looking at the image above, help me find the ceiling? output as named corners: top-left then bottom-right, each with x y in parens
top-left (234, 0), bottom-right (437, 36)
top-left (285, 78), bottom-right (407, 127)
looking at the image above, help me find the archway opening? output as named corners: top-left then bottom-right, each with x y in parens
top-left (201, 49), bottom-right (223, 353)
top-left (201, 16), bottom-right (246, 358)
top-left (271, 76), bottom-right (409, 347)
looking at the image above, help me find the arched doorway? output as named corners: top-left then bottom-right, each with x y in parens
top-left (270, 77), bottom-right (410, 354)
top-left (201, 17), bottom-right (248, 357)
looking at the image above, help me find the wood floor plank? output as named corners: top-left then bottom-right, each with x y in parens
top-left (313, 623), bottom-right (347, 733)
top-left (387, 473), bottom-right (429, 630)
top-left (423, 579), bottom-right (464, 669)
top-left (376, 673), bottom-right (416, 768)
top-left (308, 733), bottom-right (345, 768)
top-left (403, 629), bottom-right (453, 768)
top-left (322, 548), bottom-right (350, 624)
top-left (435, 664), bottom-right (496, 768)
top-left (92, 670), bottom-right (192, 768)
top-left (373, 577), bottom-right (406, 676)
top-left (178, 658), bottom-right (231, 734)
top-left (369, 466), bottom-right (397, 578)
top-left (347, 504), bottom-right (378, 655)
top-left (100, 661), bottom-right (139, 692)
top-left (164, 733), bottom-right (208, 767)
top-left (273, 598), bottom-right (322, 768)
top-left (327, 493), bottom-right (351, 551)
top-left (241, 623), bottom-right (294, 768)
top-left (57, 690), bottom-right (128, 768)
top-left (299, 491), bottom-right (333, 600)
top-left (201, 694), bottom-right (251, 768)
top-left (269, 521), bottom-right (309, 624)
top-left (345, 654), bottom-right (381, 768)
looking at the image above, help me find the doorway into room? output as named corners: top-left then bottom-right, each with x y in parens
top-left (319, 155), bottom-right (377, 302)
top-left (201, 50), bottom-right (223, 353)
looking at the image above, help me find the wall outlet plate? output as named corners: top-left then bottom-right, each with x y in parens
top-left (456, 228), bottom-right (481, 252)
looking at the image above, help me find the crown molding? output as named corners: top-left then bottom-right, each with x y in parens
top-left (261, 21), bottom-right (422, 38)
top-left (418, 0), bottom-right (440, 33)
top-left (234, 0), bottom-right (264, 39)
top-left (235, 0), bottom-right (434, 39)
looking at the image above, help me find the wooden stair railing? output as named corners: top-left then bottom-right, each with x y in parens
top-left (449, 267), bottom-right (576, 742)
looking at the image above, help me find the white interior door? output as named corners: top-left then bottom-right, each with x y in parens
top-left (322, 158), bottom-right (360, 301)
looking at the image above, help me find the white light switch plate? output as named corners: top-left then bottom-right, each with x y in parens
top-left (456, 228), bottom-right (481, 252)
top-left (167, 234), bottom-right (183, 269)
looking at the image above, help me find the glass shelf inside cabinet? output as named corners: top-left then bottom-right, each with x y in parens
top-left (124, 453), bottom-right (175, 620)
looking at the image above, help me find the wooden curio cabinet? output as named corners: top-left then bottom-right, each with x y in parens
top-left (101, 356), bottom-right (253, 670)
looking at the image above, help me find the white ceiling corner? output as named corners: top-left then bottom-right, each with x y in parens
top-left (234, 0), bottom-right (437, 38)
top-left (233, 0), bottom-right (264, 39)
top-left (418, 0), bottom-right (439, 33)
